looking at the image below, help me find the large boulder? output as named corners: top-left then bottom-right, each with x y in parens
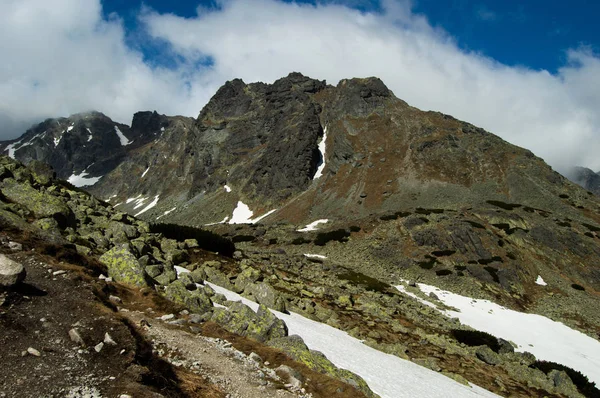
top-left (27, 160), bottom-right (55, 186)
top-left (0, 178), bottom-right (75, 228)
top-left (99, 244), bottom-right (147, 287)
top-left (0, 254), bottom-right (26, 288)
top-left (162, 280), bottom-right (213, 314)
top-left (244, 282), bottom-right (287, 312)
top-left (210, 302), bottom-right (288, 343)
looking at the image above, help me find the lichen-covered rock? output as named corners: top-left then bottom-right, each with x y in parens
top-left (235, 266), bottom-right (261, 291)
top-left (0, 254), bottom-right (26, 288)
top-left (211, 302), bottom-right (287, 343)
top-left (0, 178), bottom-right (75, 228)
top-left (475, 346), bottom-right (501, 365)
top-left (99, 244), bottom-right (147, 287)
top-left (28, 160), bottom-right (55, 186)
top-left (32, 217), bottom-right (60, 232)
top-left (162, 280), bottom-right (213, 314)
top-left (205, 267), bottom-right (238, 292)
top-left (244, 282), bottom-right (287, 312)
top-left (268, 335), bottom-right (377, 397)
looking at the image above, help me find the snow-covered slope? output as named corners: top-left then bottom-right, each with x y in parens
top-left (396, 282), bottom-right (600, 386)
top-left (207, 282), bottom-right (499, 398)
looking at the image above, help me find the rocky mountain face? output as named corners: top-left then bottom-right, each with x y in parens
top-left (570, 167), bottom-right (600, 196)
top-left (0, 110), bottom-right (165, 185)
top-left (2, 73), bottom-right (600, 396)
top-left (1, 147), bottom-right (597, 397)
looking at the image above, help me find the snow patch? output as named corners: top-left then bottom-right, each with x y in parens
top-left (174, 266), bottom-right (190, 277)
top-left (156, 207), bottom-right (177, 221)
top-left (86, 128), bottom-right (93, 142)
top-left (135, 195), bottom-right (159, 217)
top-left (228, 201), bottom-right (276, 224)
top-left (53, 131), bottom-right (64, 146)
top-left (5, 141), bottom-right (22, 159)
top-left (224, 185), bottom-right (232, 193)
top-left (114, 126), bottom-right (131, 146)
top-left (205, 216), bottom-right (230, 226)
top-left (67, 172), bottom-right (102, 187)
top-left (313, 125), bottom-right (328, 179)
top-left (207, 282), bottom-right (498, 398)
top-left (304, 254), bottom-right (327, 259)
top-left (126, 195), bottom-right (142, 204)
top-left (396, 282), bottom-right (600, 385)
top-left (298, 219), bottom-right (329, 232)
top-left (67, 124), bottom-right (74, 132)
top-left (228, 201), bottom-right (254, 224)
top-left (535, 275), bottom-right (547, 286)
top-left (141, 166), bottom-right (150, 178)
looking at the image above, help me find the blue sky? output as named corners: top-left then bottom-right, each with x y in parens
top-left (102, 0), bottom-right (600, 73)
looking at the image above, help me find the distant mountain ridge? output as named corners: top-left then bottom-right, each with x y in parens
top-left (570, 166), bottom-right (600, 196)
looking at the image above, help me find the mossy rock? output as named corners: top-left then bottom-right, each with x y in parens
top-left (32, 217), bottom-right (60, 232)
top-left (154, 268), bottom-right (177, 286)
top-left (162, 280), bottom-right (213, 314)
top-left (244, 282), bottom-right (287, 312)
top-left (234, 266), bottom-right (261, 291)
top-left (211, 302), bottom-right (287, 343)
top-left (0, 178), bottom-right (75, 228)
top-left (99, 244), bottom-right (148, 287)
top-left (27, 160), bottom-right (55, 186)
top-left (268, 335), bottom-right (377, 397)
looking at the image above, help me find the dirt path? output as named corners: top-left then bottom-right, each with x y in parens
top-left (123, 311), bottom-right (303, 398)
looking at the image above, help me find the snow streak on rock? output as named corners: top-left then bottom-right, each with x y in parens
top-left (224, 185), bottom-right (232, 192)
top-left (141, 167), bottom-right (150, 178)
top-left (228, 201), bottom-right (277, 224)
top-left (135, 195), bottom-right (159, 217)
top-left (114, 126), bottom-right (131, 146)
top-left (313, 125), bottom-right (328, 179)
top-left (297, 219), bottom-right (329, 232)
top-left (535, 275), bottom-right (547, 286)
top-left (67, 172), bottom-right (102, 187)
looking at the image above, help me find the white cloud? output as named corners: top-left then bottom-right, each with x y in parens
top-left (1, 0), bottom-right (600, 174)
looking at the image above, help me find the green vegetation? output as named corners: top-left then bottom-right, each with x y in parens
top-left (583, 223), bottom-right (600, 232)
top-left (465, 220), bottom-right (485, 229)
top-left (431, 249), bottom-right (456, 257)
top-left (149, 222), bottom-right (235, 257)
top-left (483, 266), bottom-right (500, 283)
top-left (530, 360), bottom-right (599, 397)
top-left (314, 229), bottom-right (351, 246)
top-left (435, 269), bottom-right (452, 276)
top-left (571, 283), bottom-right (585, 291)
top-left (486, 200), bottom-right (522, 211)
top-left (451, 329), bottom-right (500, 352)
top-left (338, 270), bottom-right (391, 293)
top-left (417, 255), bottom-right (437, 270)
top-left (379, 211), bottom-right (411, 221)
top-left (415, 208), bottom-right (444, 215)
top-left (291, 237), bottom-right (311, 245)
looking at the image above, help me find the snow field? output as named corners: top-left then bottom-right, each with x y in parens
top-left (297, 219), bottom-right (329, 232)
top-left (206, 282), bottom-right (499, 398)
top-left (396, 282), bottom-right (600, 385)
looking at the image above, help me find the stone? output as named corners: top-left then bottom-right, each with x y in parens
top-left (99, 245), bottom-right (148, 287)
top-left (104, 333), bottom-right (117, 345)
top-left (69, 328), bottom-right (85, 346)
top-left (27, 347), bottom-right (41, 357)
top-left (276, 365), bottom-right (304, 388)
top-left (249, 352), bottom-right (263, 364)
top-left (7, 241), bottom-right (22, 251)
top-left (94, 342), bottom-right (104, 353)
top-left (497, 338), bottom-right (514, 354)
top-left (162, 280), bottom-right (213, 314)
top-left (244, 282), bottom-right (287, 312)
top-left (235, 267), bottom-right (261, 292)
top-left (210, 302), bottom-right (287, 343)
top-left (0, 254), bottom-right (26, 288)
top-left (475, 346), bottom-right (501, 365)
top-left (0, 178), bottom-right (75, 228)
top-left (27, 160), bottom-right (55, 186)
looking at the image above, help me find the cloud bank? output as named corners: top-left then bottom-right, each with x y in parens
top-left (1, 0), bottom-right (600, 174)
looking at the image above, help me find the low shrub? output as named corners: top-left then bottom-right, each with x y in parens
top-left (435, 269), bottom-right (452, 276)
top-left (451, 329), bottom-right (500, 352)
top-left (149, 222), bottom-right (235, 257)
top-left (486, 200), bottom-right (522, 211)
top-left (571, 283), bottom-right (585, 291)
top-left (530, 360), bottom-right (599, 397)
top-left (314, 229), bottom-right (351, 246)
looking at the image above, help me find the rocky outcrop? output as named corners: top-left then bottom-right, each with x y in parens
top-left (211, 302), bottom-right (287, 343)
top-left (569, 166), bottom-right (600, 196)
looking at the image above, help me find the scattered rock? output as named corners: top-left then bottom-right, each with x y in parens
top-left (68, 328), bottom-right (85, 346)
top-left (0, 254), bottom-right (26, 288)
top-left (475, 346), bottom-right (501, 365)
top-left (94, 342), bottom-right (104, 353)
top-left (26, 347), bottom-right (41, 357)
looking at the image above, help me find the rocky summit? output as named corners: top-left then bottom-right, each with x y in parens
top-left (1, 73), bottom-right (600, 398)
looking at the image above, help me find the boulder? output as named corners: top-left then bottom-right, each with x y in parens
top-left (0, 178), bottom-right (75, 228)
top-left (234, 267), bottom-right (261, 292)
top-left (475, 346), bottom-right (501, 365)
top-left (244, 282), bottom-right (287, 312)
top-left (99, 245), bottom-right (147, 287)
top-left (0, 254), bottom-right (25, 288)
top-left (27, 160), bottom-right (55, 186)
top-left (162, 280), bottom-right (213, 314)
top-left (210, 302), bottom-right (287, 343)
